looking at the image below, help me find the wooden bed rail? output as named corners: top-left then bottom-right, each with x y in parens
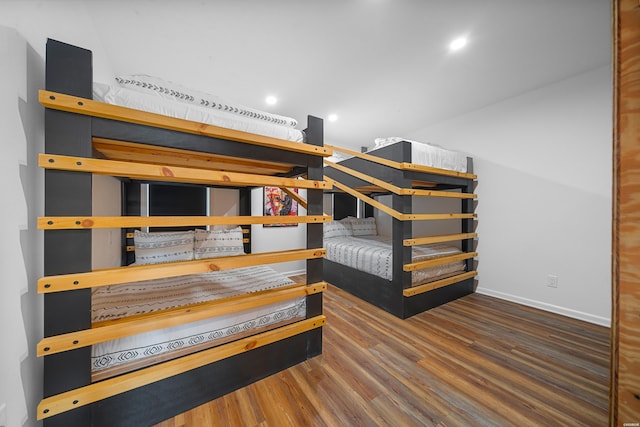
top-left (39, 90), bottom-right (332, 157)
top-left (37, 282), bottom-right (327, 357)
top-left (325, 144), bottom-right (477, 180)
top-left (324, 159), bottom-right (476, 199)
top-left (37, 314), bottom-right (326, 420)
top-left (39, 153), bottom-right (329, 190)
top-left (39, 214), bottom-right (328, 230)
top-left (37, 248), bottom-right (326, 293)
top-left (404, 252), bottom-right (478, 272)
top-left (403, 271), bottom-right (478, 297)
top-left (325, 177), bottom-right (476, 221)
top-left (404, 232), bottom-right (478, 246)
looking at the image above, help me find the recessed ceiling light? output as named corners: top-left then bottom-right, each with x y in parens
top-left (449, 36), bottom-right (468, 52)
top-left (328, 114), bottom-right (338, 122)
top-left (265, 95), bottom-right (278, 105)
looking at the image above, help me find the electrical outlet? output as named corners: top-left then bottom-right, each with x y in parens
top-left (547, 275), bottom-right (558, 288)
top-left (0, 402), bottom-right (7, 427)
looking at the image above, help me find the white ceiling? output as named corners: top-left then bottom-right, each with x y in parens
top-left (84, 0), bottom-right (611, 149)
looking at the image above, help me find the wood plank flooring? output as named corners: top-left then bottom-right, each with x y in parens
top-left (154, 285), bottom-right (610, 426)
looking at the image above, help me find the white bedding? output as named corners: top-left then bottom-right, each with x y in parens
top-left (91, 265), bottom-right (304, 374)
top-left (93, 82), bottom-right (306, 143)
top-left (371, 137), bottom-right (468, 173)
top-left (324, 235), bottom-right (465, 285)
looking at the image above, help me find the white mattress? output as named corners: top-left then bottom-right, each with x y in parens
top-left (91, 265), bottom-right (304, 374)
top-left (371, 137), bottom-right (468, 172)
top-left (93, 82), bottom-right (306, 143)
top-left (324, 235), bottom-right (465, 285)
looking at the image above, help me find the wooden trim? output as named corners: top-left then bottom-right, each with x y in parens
top-left (38, 249), bottom-right (326, 293)
top-left (402, 271), bottom-right (478, 297)
top-left (325, 160), bottom-right (476, 199)
top-left (403, 252), bottom-right (478, 272)
top-left (404, 232), bottom-right (478, 246)
top-left (611, 0), bottom-right (640, 424)
top-left (39, 153), bottom-right (329, 190)
top-left (37, 315), bottom-right (326, 420)
top-left (39, 215), bottom-right (329, 229)
top-left (326, 144), bottom-right (477, 179)
top-left (40, 90), bottom-right (331, 157)
top-left (38, 282), bottom-right (327, 356)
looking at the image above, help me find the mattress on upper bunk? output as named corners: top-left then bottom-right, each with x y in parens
top-left (371, 137), bottom-right (468, 173)
top-left (324, 235), bottom-right (465, 286)
top-left (91, 264), bottom-right (305, 381)
top-left (92, 76), bottom-right (305, 143)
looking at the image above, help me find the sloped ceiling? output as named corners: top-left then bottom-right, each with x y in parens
top-left (85, 0), bottom-right (611, 149)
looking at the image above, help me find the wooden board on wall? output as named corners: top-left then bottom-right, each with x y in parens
top-left (611, 0), bottom-right (640, 424)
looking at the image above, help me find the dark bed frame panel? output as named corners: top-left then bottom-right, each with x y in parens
top-left (42, 39), bottom-right (323, 427)
top-left (324, 142), bottom-right (476, 319)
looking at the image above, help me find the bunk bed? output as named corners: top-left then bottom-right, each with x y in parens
top-left (37, 39), bottom-right (328, 427)
top-left (323, 140), bottom-right (477, 319)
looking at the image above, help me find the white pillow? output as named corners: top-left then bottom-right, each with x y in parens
top-left (347, 217), bottom-right (377, 236)
top-left (115, 75), bottom-right (298, 128)
top-left (134, 230), bottom-right (195, 265)
top-left (194, 227), bottom-right (245, 259)
top-left (323, 220), bottom-right (353, 239)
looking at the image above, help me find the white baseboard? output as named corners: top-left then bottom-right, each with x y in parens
top-left (476, 287), bottom-right (611, 327)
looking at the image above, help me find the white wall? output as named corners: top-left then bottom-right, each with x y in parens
top-left (251, 188), bottom-right (307, 274)
top-left (0, 2), bottom-right (114, 426)
top-left (407, 66), bottom-right (612, 326)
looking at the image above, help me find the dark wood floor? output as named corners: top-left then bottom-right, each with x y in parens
top-left (154, 285), bottom-right (610, 426)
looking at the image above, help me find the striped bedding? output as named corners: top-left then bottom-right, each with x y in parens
top-left (91, 265), bottom-right (304, 378)
top-left (324, 236), bottom-right (465, 285)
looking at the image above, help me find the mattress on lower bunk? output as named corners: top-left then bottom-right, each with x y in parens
top-left (93, 82), bottom-right (306, 143)
top-left (371, 137), bottom-right (468, 173)
top-left (91, 265), bottom-right (305, 380)
top-left (324, 235), bottom-right (465, 286)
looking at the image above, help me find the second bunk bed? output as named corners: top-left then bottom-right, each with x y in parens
top-left (323, 139), bottom-right (477, 319)
top-left (38, 39), bottom-right (328, 427)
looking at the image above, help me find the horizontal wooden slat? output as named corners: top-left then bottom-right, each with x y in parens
top-left (93, 137), bottom-right (294, 175)
top-left (325, 160), bottom-right (476, 199)
top-left (401, 213), bottom-right (477, 221)
top-left (40, 90), bottom-right (331, 157)
top-left (38, 282), bottom-right (327, 356)
top-left (404, 252), bottom-right (478, 272)
top-left (403, 271), bottom-right (478, 297)
top-left (37, 315), bottom-right (326, 420)
top-left (39, 153), bottom-right (329, 190)
top-left (404, 232), bottom-right (478, 246)
top-left (326, 144), bottom-right (477, 179)
top-left (400, 162), bottom-right (477, 179)
top-left (38, 248), bottom-right (326, 293)
top-left (38, 215), bottom-right (329, 230)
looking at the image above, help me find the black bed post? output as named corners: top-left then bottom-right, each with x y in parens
top-left (239, 188), bottom-right (252, 254)
top-left (392, 142), bottom-right (413, 318)
top-left (461, 158), bottom-right (475, 272)
top-left (305, 115), bottom-right (323, 357)
top-left (43, 39), bottom-right (93, 427)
